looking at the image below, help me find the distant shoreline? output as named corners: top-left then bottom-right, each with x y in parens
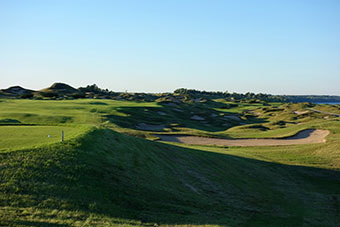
top-left (314, 102), bottom-right (340, 105)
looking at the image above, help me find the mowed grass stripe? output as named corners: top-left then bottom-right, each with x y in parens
top-left (0, 126), bottom-right (85, 152)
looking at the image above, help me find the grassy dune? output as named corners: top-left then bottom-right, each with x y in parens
top-left (0, 98), bottom-right (339, 226)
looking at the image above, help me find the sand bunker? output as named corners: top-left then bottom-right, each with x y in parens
top-left (307, 108), bottom-right (340, 117)
top-left (156, 129), bottom-right (329, 147)
top-left (173, 108), bottom-right (184, 112)
top-left (191, 115), bottom-right (205, 121)
top-left (223, 116), bottom-right (241, 121)
top-left (293, 110), bottom-right (309, 115)
top-left (157, 111), bottom-right (167, 116)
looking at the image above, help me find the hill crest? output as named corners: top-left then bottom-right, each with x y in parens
top-left (1, 86), bottom-right (34, 95)
top-left (40, 82), bottom-right (79, 93)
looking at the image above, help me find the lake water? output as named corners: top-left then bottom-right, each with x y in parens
top-left (314, 102), bottom-right (340, 105)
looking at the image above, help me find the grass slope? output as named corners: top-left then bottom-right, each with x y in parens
top-left (0, 98), bottom-right (339, 226)
top-left (1, 128), bottom-right (340, 226)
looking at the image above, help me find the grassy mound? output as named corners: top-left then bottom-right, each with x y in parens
top-left (40, 83), bottom-right (79, 94)
top-left (1, 128), bottom-right (339, 226)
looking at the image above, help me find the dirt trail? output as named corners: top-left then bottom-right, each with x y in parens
top-left (306, 108), bottom-right (340, 117)
top-left (156, 129), bottom-right (329, 147)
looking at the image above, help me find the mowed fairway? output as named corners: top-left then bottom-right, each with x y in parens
top-left (0, 126), bottom-right (82, 152)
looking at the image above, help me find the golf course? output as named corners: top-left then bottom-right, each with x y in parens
top-left (0, 89), bottom-right (339, 226)
top-left (2, 0), bottom-right (340, 225)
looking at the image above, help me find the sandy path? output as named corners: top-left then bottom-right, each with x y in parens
top-left (156, 129), bottom-right (329, 146)
top-left (307, 108), bottom-right (340, 117)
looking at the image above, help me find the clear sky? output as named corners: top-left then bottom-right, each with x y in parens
top-left (1, 0), bottom-right (339, 95)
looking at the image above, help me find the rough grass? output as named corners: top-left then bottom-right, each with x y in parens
top-left (1, 128), bottom-right (339, 226)
top-left (0, 98), bottom-right (339, 226)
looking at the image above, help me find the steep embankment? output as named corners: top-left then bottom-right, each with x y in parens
top-left (1, 129), bottom-right (339, 226)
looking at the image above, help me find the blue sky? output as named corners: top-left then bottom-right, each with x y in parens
top-left (1, 0), bottom-right (339, 94)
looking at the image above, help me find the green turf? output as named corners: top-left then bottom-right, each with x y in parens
top-left (0, 126), bottom-right (84, 152)
top-left (0, 98), bottom-right (339, 226)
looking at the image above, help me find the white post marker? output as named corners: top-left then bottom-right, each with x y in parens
top-left (61, 130), bottom-right (64, 142)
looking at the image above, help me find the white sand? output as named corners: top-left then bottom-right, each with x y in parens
top-left (156, 129), bottom-right (329, 147)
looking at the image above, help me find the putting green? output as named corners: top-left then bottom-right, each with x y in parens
top-left (0, 125), bottom-right (83, 151)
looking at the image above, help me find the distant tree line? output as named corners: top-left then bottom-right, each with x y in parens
top-left (5, 83), bottom-right (339, 104)
top-left (174, 88), bottom-right (285, 102)
top-left (283, 95), bottom-right (340, 103)
top-left (78, 84), bottom-right (118, 96)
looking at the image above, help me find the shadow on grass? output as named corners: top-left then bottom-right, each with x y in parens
top-left (104, 103), bottom-right (268, 133)
top-left (11, 220), bottom-right (69, 227)
top-left (1, 129), bottom-right (339, 226)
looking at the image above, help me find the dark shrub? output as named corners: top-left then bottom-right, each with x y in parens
top-left (20, 93), bottom-right (33, 99)
top-left (41, 92), bottom-right (58, 98)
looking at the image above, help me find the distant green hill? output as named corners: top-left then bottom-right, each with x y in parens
top-left (0, 86), bottom-right (34, 98)
top-left (39, 82), bottom-right (79, 94)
